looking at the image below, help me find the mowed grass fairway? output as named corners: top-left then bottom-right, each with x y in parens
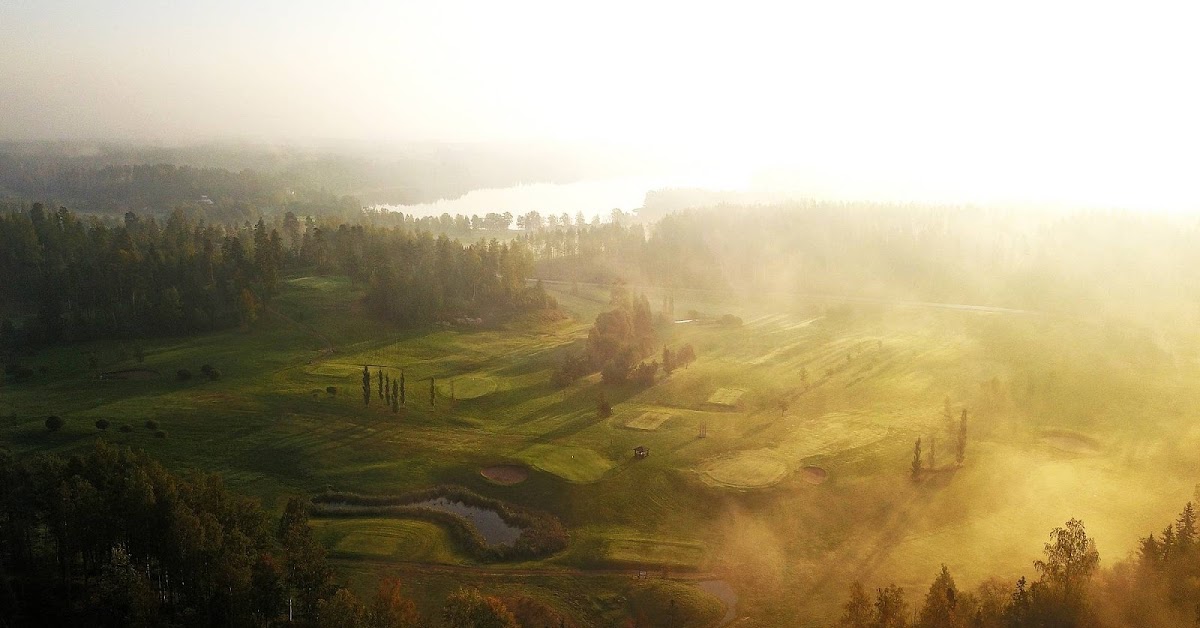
top-left (4, 275), bottom-right (1200, 625)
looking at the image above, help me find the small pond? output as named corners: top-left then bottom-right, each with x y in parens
top-left (412, 497), bottom-right (523, 546)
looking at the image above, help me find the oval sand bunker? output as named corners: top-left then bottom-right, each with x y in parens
top-left (800, 466), bottom-right (828, 484)
top-left (480, 465), bottom-right (529, 485)
top-left (700, 452), bottom-right (788, 489)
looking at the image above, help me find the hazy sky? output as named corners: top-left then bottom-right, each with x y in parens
top-left (3, 0), bottom-right (1200, 208)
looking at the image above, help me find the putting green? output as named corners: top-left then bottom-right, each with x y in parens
top-left (312, 518), bottom-right (461, 563)
top-left (518, 443), bottom-right (614, 483)
top-left (698, 451), bottom-right (789, 489)
top-left (626, 411), bottom-right (672, 431)
top-left (438, 376), bottom-right (497, 399)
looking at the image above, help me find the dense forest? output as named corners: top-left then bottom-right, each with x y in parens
top-left (0, 203), bottom-right (549, 351)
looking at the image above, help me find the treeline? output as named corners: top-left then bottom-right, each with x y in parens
top-left (837, 503), bottom-right (1200, 627)
top-left (523, 203), bottom-right (1200, 324)
top-left (0, 158), bottom-right (362, 223)
top-left (0, 141), bottom-right (647, 215)
top-left (0, 441), bottom-right (341, 626)
top-left (359, 231), bottom-right (553, 325)
top-left (0, 204), bottom-right (551, 351)
top-left (0, 204), bottom-right (282, 346)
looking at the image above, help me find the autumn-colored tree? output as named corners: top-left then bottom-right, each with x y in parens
top-left (442, 588), bottom-right (519, 628)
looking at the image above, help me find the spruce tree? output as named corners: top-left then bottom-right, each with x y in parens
top-left (430, 378), bottom-right (436, 407)
top-left (400, 370), bottom-right (405, 405)
top-left (378, 369), bottom-right (384, 400)
top-left (911, 437), bottom-right (922, 480)
top-left (956, 409), bottom-right (967, 465)
top-left (362, 365), bottom-right (370, 407)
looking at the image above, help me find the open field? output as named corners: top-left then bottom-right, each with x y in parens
top-left (4, 275), bottom-right (1200, 625)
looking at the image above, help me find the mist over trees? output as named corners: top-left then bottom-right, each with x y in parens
top-left (522, 204), bottom-right (1200, 324)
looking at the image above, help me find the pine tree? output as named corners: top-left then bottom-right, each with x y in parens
top-left (1176, 502), bottom-right (1197, 553)
top-left (912, 437), bottom-right (922, 480)
top-left (918, 565), bottom-right (959, 628)
top-left (430, 378), bottom-right (436, 407)
top-left (400, 370), bottom-right (405, 405)
top-left (362, 366), bottom-right (370, 407)
top-left (1162, 524), bottom-right (1177, 563)
top-left (956, 409), bottom-right (967, 465)
top-left (378, 369), bottom-right (384, 400)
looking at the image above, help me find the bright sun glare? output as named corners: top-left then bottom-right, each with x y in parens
top-left (2, 0), bottom-right (1199, 209)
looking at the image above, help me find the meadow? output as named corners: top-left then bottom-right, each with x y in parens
top-left (2, 273), bottom-right (1196, 626)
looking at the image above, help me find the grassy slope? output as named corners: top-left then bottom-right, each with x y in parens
top-left (2, 276), bottom-right (1198, 626)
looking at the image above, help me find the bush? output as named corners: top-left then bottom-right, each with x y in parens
top-left (144, 420), bottom-right (159, 431)
top-left (119, 424), bottom-right (133, 433)
top-left (154, 430), bottom-right (168, 439)
top-left (326, 386), bottom-right (337, 396)
top-left (177, 369), bottom-right (192, 381)
top-left (206, 368), bottom-right (221, 381)
top-left (200, 364), bottom-right (214, 375)
top-left (718, 314), bottom-right (743, 326)
top-left (597, 396), bottom-right (612, 418)
top-left (632, 361), bottom-right (659, 387)
top-left (45, 416), bottom-right (64, 432)
top-left (95, 419), bottom-right (110, 431)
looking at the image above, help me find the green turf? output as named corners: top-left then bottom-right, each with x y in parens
top-left (5, 275), bottom-right (1200, 625)
top-left (313, 518), bottom-right (466, 563)
top-left (517, 443), bottom-right (615, 483)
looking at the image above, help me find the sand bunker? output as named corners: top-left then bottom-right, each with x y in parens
top-left (1041, 430), bottom-right (1101, 455)
top-left (699, 451), bottom-right (788, 489)
top-left (800, 466), bottom-right (828, 484)
top-left (480, 465), bottom-right (529, 485)
top-left (626, 411), bottom-right (672, 431)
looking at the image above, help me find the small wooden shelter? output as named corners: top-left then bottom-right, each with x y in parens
top-left (633, 446), bottom-right (649, 459)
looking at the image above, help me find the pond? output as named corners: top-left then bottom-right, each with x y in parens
top-left (412, 497), bottom-right (523, 546)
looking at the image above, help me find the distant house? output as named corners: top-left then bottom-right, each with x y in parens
top-left (634, 446), bottom-right (649, 459)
